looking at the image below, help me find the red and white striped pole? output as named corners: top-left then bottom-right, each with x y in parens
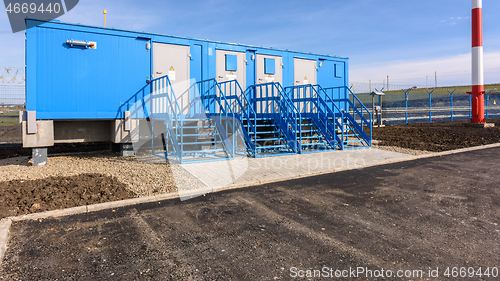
top-left (471, 0), bottom-right (485, 123)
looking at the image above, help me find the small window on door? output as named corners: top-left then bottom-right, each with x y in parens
top-left (335, 64), bottom-right (343, 78)
top-left (225, 54), bottom-right (238, 71)
top-left (264, 58), bottom-right (275, 75)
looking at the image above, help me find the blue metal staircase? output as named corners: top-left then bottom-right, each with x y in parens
top-left (285, 84), bottom-right (344, 152)
top-left (321, 86), bottom-right (372, 149)
top-left (199, 79), bottom-right (257, 157)
top-left (133, 76), bottom-right (371, 164)
top-left (245, 82), bottom-right (299, 157)
top-left (148, 75), bottom-right (236, 163)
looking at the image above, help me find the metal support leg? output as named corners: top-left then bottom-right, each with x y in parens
top-left (120, 143), bottom-right (134, 157)
top-left (32, 147), bottom-right (47, 166)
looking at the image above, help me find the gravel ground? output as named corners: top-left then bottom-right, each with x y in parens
top-left (0, 151), bottom-right (206, 197)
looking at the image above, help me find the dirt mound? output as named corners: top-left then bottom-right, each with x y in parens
top-left (0, 174), bottom-right (136, 219)
top-left (373, 118), bottom-right (500, 152)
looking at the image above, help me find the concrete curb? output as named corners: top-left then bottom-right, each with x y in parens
top-left (1, 142), bottom-right (500, 265)
top-left (0, 218), bottom-right (12, 265)
top-left (0, 192), bottom-right (179, 265)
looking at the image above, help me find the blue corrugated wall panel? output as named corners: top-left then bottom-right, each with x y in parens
top-left (26, 19), bottom-right (350, 120)
top-left (26, 19), bottom-right (151, 119)
top-left (318, 59), bottom-right (348, 111)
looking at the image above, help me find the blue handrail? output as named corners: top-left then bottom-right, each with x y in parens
top-left (285, 84), bottom-right (342, 149)
top-left (247, 82), bottom-right (300, 153)
top-left (322, 86), bottom-right (372, 146)
top-left (217, 80), bottom-right (258, 155)
top-left (196, 78), bottom-right (237, 158)
top-left (149, 75), bottom-right (183, 162)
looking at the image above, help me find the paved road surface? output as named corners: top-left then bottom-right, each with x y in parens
top-left (1, 147), bottom-right (500, 280)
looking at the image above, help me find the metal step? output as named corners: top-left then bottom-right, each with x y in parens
top-left (182, 133), bottom-right (215, 137)
top-left (182, 148), bottom-right (226, 154)
top-left (254, 137), bottom-right (284, 142)
top-left (256, 144), bottom-right (289, 150)
top-left (176, 125), bottom-right (215, 129)
top-left (181, 141), bottom-right (216, 145)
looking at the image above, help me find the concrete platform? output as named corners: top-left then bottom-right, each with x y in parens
top-left (178, 148), bottom-right (415, 199)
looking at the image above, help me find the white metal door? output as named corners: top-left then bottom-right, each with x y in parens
top-left (153, 43), bottom-right (191, 114)
top-left (216, 50), bottom-right (246, 90)
top-left (294, 58), bottom-right (317, 86)
top-left (256, 54), bottom-right (282, 85)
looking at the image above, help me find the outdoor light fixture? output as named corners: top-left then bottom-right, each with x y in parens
top-left (370, 90), bottom-right (385, 96)
top-left (370, 90), bottom-right (385, 127)
top-left (66, 39), bottom-right (97, 49)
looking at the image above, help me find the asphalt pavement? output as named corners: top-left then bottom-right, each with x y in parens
top-left (1, 147), bottom-right (500, 280)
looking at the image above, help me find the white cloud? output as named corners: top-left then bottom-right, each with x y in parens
top-left (350, 52), bottom-right (500, 87)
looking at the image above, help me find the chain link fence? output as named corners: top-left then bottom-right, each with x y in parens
top-left (0, 84), bottom-right (25, 107)
top-left (0, 67), bottom-right (26, 107)
top-left (350, 82), bottom-right (500, 125)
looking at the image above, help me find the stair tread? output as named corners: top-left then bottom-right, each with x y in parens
top-left (182, 148), bottom-right (226, 153)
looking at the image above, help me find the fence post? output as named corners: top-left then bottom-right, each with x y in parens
top-left (403, 88), bottom-right (410, 124)
top-left (426, 89), bottom-right (435, 122)
top-left (485, 92), bottom-right (489, 119)
top-left (429, 91), bottom-right (432, 122)
top-left (469, 94), bottom-right (472, 119)
top-left (378, 94), bottom-right (382, 125)
top-left (447, 89), bottom-right (455, 121)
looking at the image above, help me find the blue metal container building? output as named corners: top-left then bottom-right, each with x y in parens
top-left (23, 18), bottom-right (371, 165)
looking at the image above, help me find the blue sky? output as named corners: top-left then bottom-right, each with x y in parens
top-left (1, 0), bottom-right (500, 87)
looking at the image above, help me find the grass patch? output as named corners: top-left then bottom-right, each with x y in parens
top-left (0, 107), bottom-right (21, 126)
top-left (0, 117), bottom-right (18, 126)
top-left (355, 83), bottom-right (500, 105)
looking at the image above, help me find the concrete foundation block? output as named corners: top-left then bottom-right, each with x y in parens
top-left (464, 123), bottom-right (495, 128)
top-left (112, 119), bottom-right (138, 143)
top-left (22, 120), bottom-right (54, 148)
